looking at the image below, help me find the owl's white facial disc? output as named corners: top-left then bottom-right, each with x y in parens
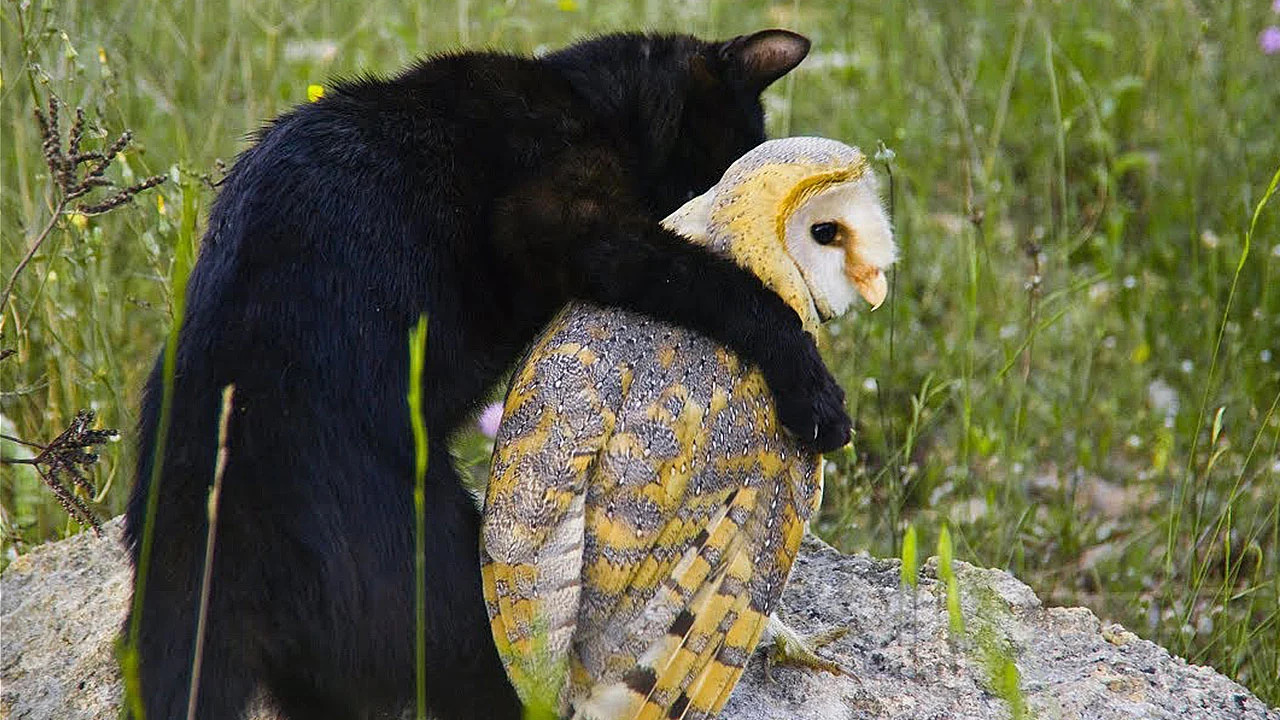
top-left (784, 174), bottom-right (896, 320)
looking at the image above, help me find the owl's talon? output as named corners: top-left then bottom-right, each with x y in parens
top-left (761, 615), bottom-right (851, 680)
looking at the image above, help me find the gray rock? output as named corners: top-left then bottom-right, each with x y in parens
top-left (3, 519), bottom-right (1275, 720)
top-left (724, 540), bottom-right (1278, 720)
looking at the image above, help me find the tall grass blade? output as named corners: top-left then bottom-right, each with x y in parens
top-left (121, 172), bottom-right (198, 720)
top-left (1168, 162), bottom-right (1280, 582)
top-left (901, 523), bottom-right (918, 589)
top-left (407, 315), bottom-right (430, 720)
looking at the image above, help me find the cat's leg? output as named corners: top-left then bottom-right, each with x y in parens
top-left (267, 673), bottom-right (367, 720)
top-left (493, 150), bottom-right (851, 452)
top-left (123, 558), bottom-right (263, 720)
top-left (418, 458), bottom-right (525, 720)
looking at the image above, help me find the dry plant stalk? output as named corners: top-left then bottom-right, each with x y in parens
top-left (0, 409), bottom-right (118, 533)
top-left (2, 94), bottom-right (164, 531)
top-left (1, 95), bottom-right (166, 311)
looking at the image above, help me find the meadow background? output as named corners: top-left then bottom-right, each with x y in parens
top-left (2, 0), bottom-right (1278, 706)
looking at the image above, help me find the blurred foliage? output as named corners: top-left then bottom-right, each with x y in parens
top-left (2, 0), bottom-right (1278, 705)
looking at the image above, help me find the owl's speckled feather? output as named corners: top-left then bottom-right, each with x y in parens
top-left (481, 137), bottom-right (886, 720)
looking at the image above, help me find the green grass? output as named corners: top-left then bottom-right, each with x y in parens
top-left (407, 315), bottom-right (430, 720)
top-left (2, 0), bottom-right (1278, 706)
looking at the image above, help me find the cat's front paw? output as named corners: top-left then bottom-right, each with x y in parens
top-left (769, 339), bottom-right (852, 453)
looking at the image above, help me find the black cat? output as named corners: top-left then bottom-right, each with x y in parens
top-left (124, 29), bottom-right (849, 720)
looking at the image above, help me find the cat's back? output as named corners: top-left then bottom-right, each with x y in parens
top-left (220, 49), bottom-right (582, 197)
top-left (189, 48), bottom-right (593, 305)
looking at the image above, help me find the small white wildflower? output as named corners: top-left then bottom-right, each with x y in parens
top-left (1200, 229), bottom-right (1220, 249)
top-left (999, 323), bottom-right (1019, 340)
top-left (1180, 359), bottom-right (1194, 374)
top-left (1148, 378), bottom-right (1180, 416)
top-left (1126, 434), bottom-right (1142, 449)
top-left (824, 460), bottom-right (838, 475)
top-left (805, 51), bottom-right (856, 71)
top-left (1103, 336), bottom-right (1118, 349)
top-left (861, 377), bottom-right (878, 393)
top-left (283, 39), bottom-right (339, 63)
top-left (762, 94), bottom-right (790, 117)
top-left (1197, 615), bottom-right (1214, 636)
top-left (1261, 349), bottom-right (1273, 363)
top-left (1122, 275), bottom-right (1137, 289)
top-left (930, 481), bottom-right (956, 505)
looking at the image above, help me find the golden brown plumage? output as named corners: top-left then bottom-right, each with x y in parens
top-left (480, 137), bottom-right (896, 720)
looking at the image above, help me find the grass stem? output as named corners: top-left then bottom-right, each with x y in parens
top-left (185, 385), bottom-right (235, 720)
top-left (407, 315), bottom-right (430, 720)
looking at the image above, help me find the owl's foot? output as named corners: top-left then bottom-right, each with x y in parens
top-left (761, 615), bottom-right (851, 681)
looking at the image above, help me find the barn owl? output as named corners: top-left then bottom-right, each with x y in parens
top-left (480, 136), bottom-right (896, 720)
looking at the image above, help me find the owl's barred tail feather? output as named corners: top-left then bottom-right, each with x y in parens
top-left (481, 335), bottom-right (614, 712)
top-left (574, 437), bottom-right (809, 720)
top-left (481, 490), bottom-right (586, 712)
top-left (627, 490), bottom-right (760, 719)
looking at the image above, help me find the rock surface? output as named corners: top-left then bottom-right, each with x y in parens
top-left (3, 518), bottom-right (1276, 720)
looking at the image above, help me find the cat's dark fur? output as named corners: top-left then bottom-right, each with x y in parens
top-left (124, 30), bottom-right (849, 720)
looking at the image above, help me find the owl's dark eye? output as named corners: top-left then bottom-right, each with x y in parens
top-left (810, 222), bottom-right (839, 245)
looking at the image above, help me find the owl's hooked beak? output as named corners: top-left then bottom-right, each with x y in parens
top-left (848, 263), bottom-right (888, 310)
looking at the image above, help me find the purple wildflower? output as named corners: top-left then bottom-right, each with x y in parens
top-left (1262, 26), bottom-right (1280, 54)
top-left (478, 401), bottom-right (504, 439)
top-left (1274, 0), bottom-right (1280, 14)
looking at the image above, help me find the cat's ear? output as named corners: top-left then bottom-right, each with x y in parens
top-left (717, 29), bottom-right (810, 93)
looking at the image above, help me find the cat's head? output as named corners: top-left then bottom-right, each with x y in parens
top-left (545, 30), bottom-right (810, 215)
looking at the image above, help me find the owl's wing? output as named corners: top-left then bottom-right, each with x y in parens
top-left (568, 345), bottom-right (821, 720)
top-left (481, 311), bottom-right (618, 714)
